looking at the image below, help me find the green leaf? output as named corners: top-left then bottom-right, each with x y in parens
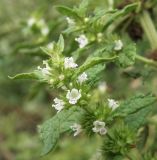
top-left (56, 5), bottom-right (80, 20)
top-left (73, 56), bottom-right (117, 79)
top-left (125, 106), bottom-right (153, 131)
top-left (102, 3), bottom-right (138, 30)
top-left (9, 72), bottom-right (39, 80)
top-left (112, 94), bottom-right (156, 118)
top-left (86, 64), bottom-right (106, 86)
top-left (39, 107), bottom-right (84, 155)
top-left (116, 42), bottom-right (136, 68)
top-left (57, 34), bottom-right (64, 53)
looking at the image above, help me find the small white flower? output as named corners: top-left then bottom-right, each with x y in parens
top-left (114, 40), bottom-right (123, 51)
top-left (66, 17), bottom-right (75, 26)
top-left (75, 34), bottom-right (88, 48)
top-left (52, 98), bottom-right (65, 113)
top-left (98, 82), bottom-right (107, 94)
top-left (64, 57), bottom-right (78, 69)
top-left (37, 61), bottom-right (51, 76)
top-left (66, 88), bottom-right (81, 104)
top-left (92, 120), bottom-right (107, 135)
top-left (47, 42), bottom-right (54, 51)
top-left (41, 27), bottom-right (49, 36)
top-left (78, 72), bottom-right (88, 84)
top-left (59, 74), bottom-right (65, 81)
top-left (108, 99), bottom-right (119, 110)
top-left (70, 123), bottom-right (82, 136)
top-left (27, 17), bottom-right (36, 27)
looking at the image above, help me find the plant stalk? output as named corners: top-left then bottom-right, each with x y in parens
top-left (140, 10), bottom-right (157, 50)
top-left (135, 54), bottom-right (157, 68)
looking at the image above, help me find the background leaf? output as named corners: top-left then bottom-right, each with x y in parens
top-left (112, 94), bottom-right (156, 118)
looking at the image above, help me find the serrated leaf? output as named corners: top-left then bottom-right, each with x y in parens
top-left (39, 107), bottom-right (84, 155)
top-left (125, 106), bottom-right (153, 131)
top-left (9, 72), bottom-right (39, 80)
top-left (112, 94), bottom-right (156, 118)
top-left (116, 43), bottom-right (136, 68)
top-left (73, 56), bottom-right (117, 79)
top-left (86, 64), bottom-right (106, 86)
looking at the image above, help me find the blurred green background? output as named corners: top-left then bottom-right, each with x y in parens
top-left (0, 0), bottom-right (101, 159)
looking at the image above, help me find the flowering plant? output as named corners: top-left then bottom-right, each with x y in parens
top-left (10, 0), bottom-right (157, 159)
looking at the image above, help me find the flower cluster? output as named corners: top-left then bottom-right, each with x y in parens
top-left (92, 120), bottom-right (107, 135)
top-left (52, 56), bottom-right (88, 112)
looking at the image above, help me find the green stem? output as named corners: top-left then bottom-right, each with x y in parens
top-left (140, 10), bottom-right (157, 50)
top-left (135, 54), bottom-right (157, 68)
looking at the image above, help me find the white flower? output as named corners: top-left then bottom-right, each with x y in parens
top-left (92, 120), bottom-right (107, 135)
top-left (52, 98), bottom-right (65, 113)
top-left (98, 82), bottom-right (107, 94)
top-left (70, 123), bottom-right (82, 136)
top-left (108, 99), bottom-right (119, 110)
top-left (41, 27), bottom-right (49, 36)
top-left (37, 61), bottom-right (51, 76)
top-left (27, 17), bottom-right (36, 27)
top-left (64, 57), bottom-right (78, 69)
top-left (66, 88), bottom-right (81, 104)
top-left (75, 34), bottom-right (88, 48)
top-left (78, 72), bottom-right (88, 84)
top-left (114, 40), bottom-right (123, 51)
top-left (66, 17), bottom-right (75, 26)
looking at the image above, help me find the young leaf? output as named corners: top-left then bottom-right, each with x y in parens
top-left (57, 34), bottom-right (64, 53)
top-left (112, 94), bottom-right (156, 118)
top-left (9, 72), bottom-right (39, 80)
top-left (39, 107), bottom-right (84, 155)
